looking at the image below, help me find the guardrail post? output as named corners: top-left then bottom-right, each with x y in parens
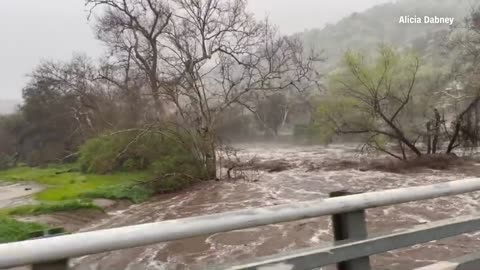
top-left (29, 228), bottom-right (69, 270)
top-left (330, 191), bottom-right (371, 270)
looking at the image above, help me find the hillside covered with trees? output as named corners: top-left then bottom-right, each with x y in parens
top-left (299, 0), bottom-right (472, 71)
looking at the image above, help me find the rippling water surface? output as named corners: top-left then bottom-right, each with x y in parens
top-left (72, 144), bottom-right (480, 270)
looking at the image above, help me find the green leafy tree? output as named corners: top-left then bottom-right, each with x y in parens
top-left (320, 46), bottom-right (423, 159)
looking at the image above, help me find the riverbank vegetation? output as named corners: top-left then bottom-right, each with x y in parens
top-left (314, 8), bottom-right (480, 159)
top-left (0, 166), bottom-right (149, 202)
top-left (0, 0), bottom-right (480, 243)
top-left (0, 0), bottom-right (319, 197)
top-left (0, 164), bottom-right (151, 242)
top-left (0, 216), bottom-right (46, 243)
top-left (1, 200), bottom-right (99, 216)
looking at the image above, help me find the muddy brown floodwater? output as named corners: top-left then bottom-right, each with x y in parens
top-left (69, 143), bottom-right (480, 270)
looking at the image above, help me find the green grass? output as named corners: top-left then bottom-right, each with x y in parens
top-left (1, 200), bottom-right (100, 216)
top-left (0, 216), bottom-right (47, 243)
top-left (0, 165), bottom-right (154, 243)
top-left (0, 165), bottom-right (149, 202)
top-left (82, 184), bottom-right (153, 203)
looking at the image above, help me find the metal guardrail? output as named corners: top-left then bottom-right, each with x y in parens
top-left (414, 252), bottom-right (480, 270)
top-left (225, 215), bottom-right (480, 270)
top-left (2, 178), bottom-right (480, 269)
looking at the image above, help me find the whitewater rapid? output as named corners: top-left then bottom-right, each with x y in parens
top-left (71, 144), bottom-right (480, 270)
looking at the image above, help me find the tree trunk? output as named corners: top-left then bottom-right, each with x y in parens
top-left (201, 129), bottom-right (217, 180)
top-left (281, 108), bottom-right (289, 127)
top-left (432, 109), bottom-right (441, 154)
top-left (475, 106), bottom-right (479, 147)
top-left (205, 144), bottom-right (217, 179)
top-left (446, 96), bottom-right (480, 153)
top-left (447, 121), bottom-right (461, 154)
top-left (426, 122), bottom-right (432, 154)
top-left (378, 111), bottom-right (422, 156)
top-left (399, 140), bottom-right (407, 160)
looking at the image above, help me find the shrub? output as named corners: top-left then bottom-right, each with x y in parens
top-left (78, 135), bottom-right (129, 173)
top-left (122, 158), bottom-right (144, 171)
top-left (0, 216), bottom-right (47, 243)
top-left (78, 131), bottom-right (178, 174)
top-left (78, 129), bottom-right (205, 194)
top-left (149, 152), bottom-right (204, 193)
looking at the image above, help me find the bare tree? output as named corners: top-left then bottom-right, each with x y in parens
top-left (88, 0), bottom-right (320, 178)
top-left (28, 55), bottom-right (116, 136)
top-left (88, 0), bottom-right (172, 115)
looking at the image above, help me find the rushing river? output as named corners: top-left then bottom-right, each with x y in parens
top-left (71, 143), bottom-right (480, 270)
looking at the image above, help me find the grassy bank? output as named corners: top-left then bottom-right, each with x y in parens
top-left (0, 160), bottom-right (202, 242)
top-left (0, 165), bottom-right (151, 203)
top-left (0, 165), bottom-right (154, 243)
top-left (0, 216), bottom-right (46, 243)
top-left (0, 200), bottom-right (101, 216)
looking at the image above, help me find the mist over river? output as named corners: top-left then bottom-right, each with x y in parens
top-left (70, 143), bottom-right (480, 270)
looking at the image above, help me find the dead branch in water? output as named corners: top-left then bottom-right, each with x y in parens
top-left (218, 145), bottom-right (294, 182)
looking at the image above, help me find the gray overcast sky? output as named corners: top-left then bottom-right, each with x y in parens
top-left (0, 0), bottom-right (392, 100)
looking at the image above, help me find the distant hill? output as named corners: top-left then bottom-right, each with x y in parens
top-left (297, 0), bottom-right (472, 71)
top-left (0, 100), bottom-right (21, 115)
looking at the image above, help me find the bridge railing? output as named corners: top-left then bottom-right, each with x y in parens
top-left (2, 178), bottom-right (480, 270)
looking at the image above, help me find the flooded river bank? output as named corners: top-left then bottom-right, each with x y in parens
top-left (14, 144), bottom-right (480, 269)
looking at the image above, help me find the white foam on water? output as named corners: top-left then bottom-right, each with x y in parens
top-left (71, 144), bottom-right (480, 269)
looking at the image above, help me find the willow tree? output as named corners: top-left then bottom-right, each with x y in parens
top-left (443, 6), bottom-right (480, 153)
top-left (87, 0), bottom-right (319, 178)
top-left (317, 46), bottom-right (440, 159)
